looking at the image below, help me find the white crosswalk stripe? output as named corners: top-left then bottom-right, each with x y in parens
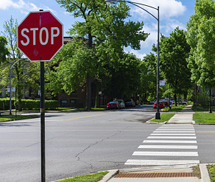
top-left (125, 124), bottom-right (199, 166)
top-left (143, 140), bottom-right (197, 143)
top-left (125, 160), bottom-right (200, 166)
top-left (147, 136), bottom-right (196, 139)
top-left (133, 151), bottom-right (198, 156)
top-left (138, 145), bottom-right (198, 149)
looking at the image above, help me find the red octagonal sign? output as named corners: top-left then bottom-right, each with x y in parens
top-left (18, 11), bottom-right (63, 62)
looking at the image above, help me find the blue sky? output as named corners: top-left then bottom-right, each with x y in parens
top-left (0, 0), bottom-right (196, 59)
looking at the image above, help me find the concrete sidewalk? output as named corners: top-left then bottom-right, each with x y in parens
top-left (100, 105), bottom-right (211, 182)
top-left (167, 105), bottom-right (194, 124)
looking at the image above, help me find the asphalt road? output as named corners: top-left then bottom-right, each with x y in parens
top-left (1, 106), bottom-right (215, 182)
top-left (0, 105), bottom-right (156, 182)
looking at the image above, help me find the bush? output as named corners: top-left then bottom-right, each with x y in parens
top-left (188, 101), bottom-right (193, 105)
top-left (0, 98), bottom-right (15, 110)
top-left (0, 98), bottom-right (58, 110)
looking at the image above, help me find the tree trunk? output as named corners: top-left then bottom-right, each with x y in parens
top-left (174, 94), bottom-right (177, 106)
top-left (94, 82), bottom-right (99, 108)
top-left (86, 73), bottom-right (91, 111)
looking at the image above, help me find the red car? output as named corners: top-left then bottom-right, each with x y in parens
top-left (107, 101), bottom-right (119, 109)
top-left (153, 100), bottom-right (165, 109)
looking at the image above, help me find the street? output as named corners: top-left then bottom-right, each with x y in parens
top-left (0, 105), bottom-right (215, 182)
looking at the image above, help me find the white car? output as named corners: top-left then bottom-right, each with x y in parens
top-left (117, 99), bottom-right (125, 109)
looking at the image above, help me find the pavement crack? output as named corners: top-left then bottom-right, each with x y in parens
top-left (75, 129), bottom-right (123, 170)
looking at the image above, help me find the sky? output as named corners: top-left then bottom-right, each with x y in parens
top-left (0, 0), bottom-right (196, 60)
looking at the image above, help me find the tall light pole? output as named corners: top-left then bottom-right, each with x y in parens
top-left (105, 0), bottom-right (160, 119)
top-left (9, 58), bottom-right (25, 115)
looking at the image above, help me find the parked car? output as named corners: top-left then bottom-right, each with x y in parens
top-left (153, 100), bottom-right (165, 109)
top-left (179, 99), bottom-right (188, 105)
top-left (150, 99), bottom-right (156, 104)
top-left (170, 99), bottom-right (188, 105)
top-left (160, 99), bottom-right (169, 106)
top-left (135, 100), bottom-right (140, 105)
top-left (125, 99), bottom-right (135, 107)
top-left (117, 99), bottom-right (125, 109)
top-left (107, 101), bottom-right (119, 109)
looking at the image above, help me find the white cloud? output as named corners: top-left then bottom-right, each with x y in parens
top-left (163, 19), bottom-right (186, 33)
top-left (125, 49), bottom-right (146, 60)
top-left (141, 24), bottom-right (158, 48)
top-left (0, 0), bottom-right (22, 10)
top-left (0, 0), bottom-right (55, 15)
top-left (130, 0), bottom-right (186, 20)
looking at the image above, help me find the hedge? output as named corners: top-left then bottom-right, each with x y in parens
top-left (0, 98), bottom-right (58, 110)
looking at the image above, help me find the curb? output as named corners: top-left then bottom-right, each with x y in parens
top-left (200, 164), bottom-right (210, 182)
top-left (98, 170), bottom-right (119, 182)
top-left (99, 164), bottom-right (211, 182)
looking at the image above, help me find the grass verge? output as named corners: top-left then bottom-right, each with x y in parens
top-left (193, 113), bottom-right (215, 124)
top-left (191, 165), bottom-right (201, 179)
top-left (150, 113), bottom-right (175, 123)
top-left (207, 164), bottom-right (215, 182)
top-left (160, 105), bottom-right (187, 112)
top-left (55, 171), bottom-right (109, 182)
top-left (0, 115), bottom-right (39, 122)
top-left (171, 105), bottom-right (187, 111)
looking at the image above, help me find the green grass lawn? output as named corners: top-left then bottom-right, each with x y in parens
top-left (207, 165), bottom-right (215, 182)
top-left (0, 115), bottom-right (39, 122)
top-left (170, 104), bottom-right (187, 111)
top-left (150, 113), bottom-right (175, 123)
top-left (160, 105), bottom-right (187, 112)
top-left (193, 113), bottom-right (215, 124)
top-left (55, 171), bottom-right (109, 182)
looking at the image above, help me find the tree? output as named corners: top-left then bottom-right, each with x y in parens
top-left (186, 0), bottom-right (215, 112)
top-left (0, 36), bottom-right (9, 62)
top-left (51, 0), bottom-right (148, 109)
top-left (159, 27), bottom-right (192, 105)
top-left (103, 52), bottom-right (143, 100)
top-left (1, 17), bottom-right (41, 110)
top-left (187, 0), bottom-right (215, 89)
top-left (141, 52), bottom-right (157, 101)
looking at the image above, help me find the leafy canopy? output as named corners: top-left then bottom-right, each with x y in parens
top-left (160, 27), bottom-right (191, 99)
top-left (186, 0), bottom-right (215, 88)
top-left (0, 36), bottom-right (9, 62)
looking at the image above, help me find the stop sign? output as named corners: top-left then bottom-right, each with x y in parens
top-left (18, 11), bottom-right (63, 62)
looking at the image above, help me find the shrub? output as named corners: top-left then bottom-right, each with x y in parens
top-left (0, 98), bottom-right (58, 110)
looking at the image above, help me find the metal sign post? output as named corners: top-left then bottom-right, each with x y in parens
top-left (17, 10), bottom-right (63, 182)
top-left (40, 61), bottom-right (45, 182)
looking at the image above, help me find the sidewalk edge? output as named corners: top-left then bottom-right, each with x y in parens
top-left (200, 164), bottom-right (210, 182)
top-left (98, 170), bottom-right (119, 182)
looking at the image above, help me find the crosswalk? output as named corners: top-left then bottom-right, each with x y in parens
top-left (125, 124), bottom-right (200, 166)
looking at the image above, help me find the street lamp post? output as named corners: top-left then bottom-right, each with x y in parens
top-left (105, 0), bottom-right (160, 119)
top-left (9, 58), bottom-right (24, 115)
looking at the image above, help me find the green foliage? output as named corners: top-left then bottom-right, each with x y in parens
top-left (186, 0), bottom-right (215, 88)
top-left (55, 171), bottom-right (109, 182)
top-left (142, 53), bottom-right (157, 100)
top-left (48, 0), bottom-right (149, 108)
top-left (193, 113), bottom-right (215, 124)
top-left (171, 105), bottom-right (187, 111)
top-left (159, 27), bottom-right (192, 100)
top-left (194, 89), bottom-right (210, 107)
top-left (1, 16), bottom-right (42, 110)
top-left (0, 36), bottom-right (9, 62)
top-left (150, 113), bottom-right (175, 123)
top-left (104, 52), bottom-right (143, 99)
top-left (0, 115), bottom-right (39, 122)
top-left (0, 98), bottom-right (58, 110)
top-left (207, 164), bottom-right (215, 182)
top-left (0, 98), bottom-right (13, 110)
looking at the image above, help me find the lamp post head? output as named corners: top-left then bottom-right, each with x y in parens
top-left (105, 0), bottom-right (117, 5)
